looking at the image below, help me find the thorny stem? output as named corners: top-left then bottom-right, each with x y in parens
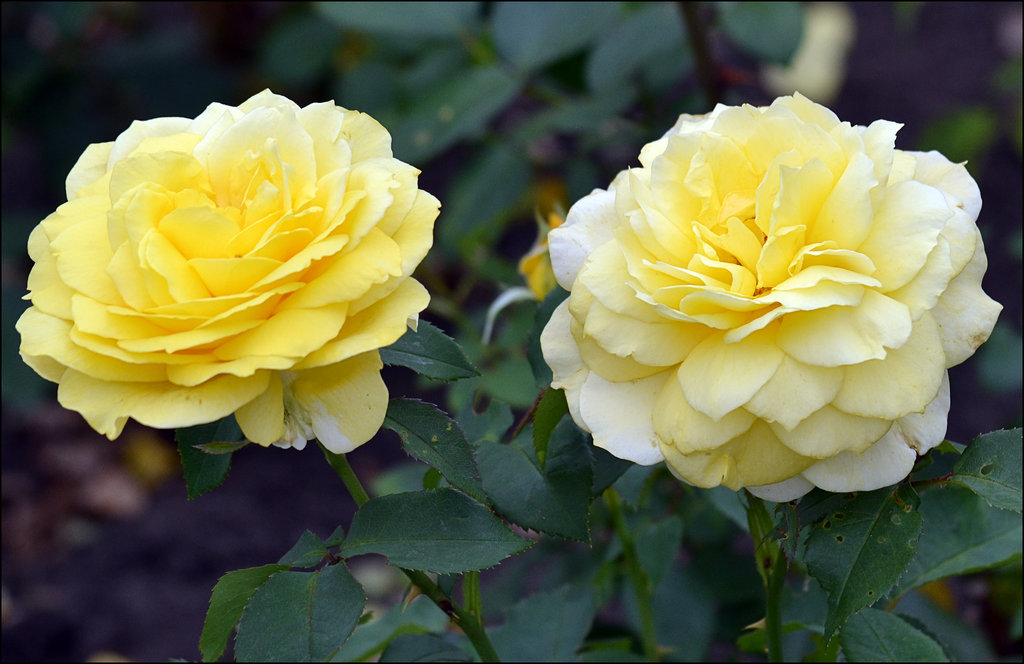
top-left (604, 487), bottom-right (660, 661)
top-left (678, 2), bottom-right (722, 106)
top-left (319, 444), bottom-right (502, 662)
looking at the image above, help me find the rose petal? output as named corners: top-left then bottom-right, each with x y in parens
top-left (578, 371), bottom-right (668, 465)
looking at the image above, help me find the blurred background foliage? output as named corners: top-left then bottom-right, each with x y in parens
top-left (2, 2), bottom-right (1021, 661)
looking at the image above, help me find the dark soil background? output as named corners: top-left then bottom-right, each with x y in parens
top-left (2, 2), bottom-right (1021, 661)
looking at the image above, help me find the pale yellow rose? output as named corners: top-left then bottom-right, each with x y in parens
top-left (541, 94), bottom-right (1001, 500)
top-left (17, 90), bottom-right (438, 454)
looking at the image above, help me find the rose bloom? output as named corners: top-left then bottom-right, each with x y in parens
top-left (541, 94), bottom-right (1001, 500)
top-left (518, 210), bottom-right (565, 300)
top-left (17, 90), bottom-right (438, 454)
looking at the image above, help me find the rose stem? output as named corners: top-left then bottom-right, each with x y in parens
top-left (604, 487), bottom-right (660, 661)
top-left (319, 443), bottom-right (502, 663)
top-left (745, 493), bottom-right (786, 662)
top-left (678, 2), bottom-right (722, 107)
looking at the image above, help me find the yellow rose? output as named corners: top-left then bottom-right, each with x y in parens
top-left (17, 90), bottom-right (438, 454)
top-left (541, 94), bottom-right (1001, 500)
top-left (518, 210), bottom-right (565, 301)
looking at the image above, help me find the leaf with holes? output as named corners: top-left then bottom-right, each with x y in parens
top-left (804, 484), bottom-right (923, 638)
top-left (951, 428), bottom-right (1022, 512)
top-left (890, 483), bottom-right (1022, 595)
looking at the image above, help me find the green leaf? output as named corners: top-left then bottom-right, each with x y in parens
top-left (383, 398), bottom-right (488, 504)
top-left (194, 440), bottom-right (250, 455)
top-left (388, 64), bottom-right (521, 163)
top-left (707, 486), bottom-right (750, 532)
top-left (532, 388), bottom-right (568, 466)
top-left (235, 563), bottom-right (366, 662)
top-left (457, 399), bottom-right (513, 446)
top-left (515, 92), bottom-right (635, 142)
top-left (328, 596), bottom-right (449, 662)
top-left (315, 1), bottom-right (481, 38)
top-left (636, 517), bottom-right (684, 585)
top-left (379, 633), bottom-right (472, 662)
top-left (490, 585), bottom-right (598, 661)
top-left (380, 320), bottom-right (479, 381)
top-left (324, 524), bottom-right (346, 549)
top-left (199, 564), bottom-right (289, 662)
top-left (624, 562), bottom-right (717, 661)
top-left (951, 428), bottom-right (1022, 512)
top-left (717, 2), bottom-right (804, 64)
top-left (891, 483), bottom-right (1022, 594)
top-left (590, 443), bottom-right (634, 497)
top-left (339, 488), bottom-right (532, 573)
top-left (175, 416), bottom-right (245, 499)
top-left (491, 1), bottom-right (619, 73)
top-left (278, 530), bottom-right (328, 568)
top-left (585, 2), bottom-right (685, 92)
top-left (477, 418), bottom-right (593, 541)
top-left (840, 608), bottom-right (949, 662)
top-left (804, 485), bottom-right (923, 638)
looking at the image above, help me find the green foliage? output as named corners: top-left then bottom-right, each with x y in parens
top-left (893, 483), bottom-right (1022, 594)
top-left (585, 3), bottom-right (687, 93)
top-left (278, 530), bottom-right (329, 568)
top-left (532, 387), bottom-right (568, 465)
top-left (489, 585), bottom-right (598, 661)
top-left (388, 65), bottom-right (521, 164)
top-left (316, 2), bottom-right (481, 38)
top-left (339, 488), bottom-right (533, 572)
top-left (200, 564), bottom-right (289, 663)
top-left (379, 633), bottom-right (472, 662)
top-left (716, 2), bottom-right (805, 64)
top-left (380, 320), bottom-right (479, 381)
top-left (950, 428), bottom-right (1022, 512)
top-left (476, 418), bottom-right (593, 541)
top-left (328, 596), bottom-right (450, 662)
top-left (234, 563), bottom-right (365, 662)
top-left (176, 416), bottom-right (246, 499)
top-left (840, 608), bottom-right (949, 662)
top-left (383, 398), bottom-right (488, 504)
top-left (804, 484), bottom-right (924, 638)
top-left (491, 2), bottom-right (619, 74)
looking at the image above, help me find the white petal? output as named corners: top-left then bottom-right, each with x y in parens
top-left (801, 424), bottom-right (916, 492)
top-left (578, 371), bottom-right (668, 465)
top-left (747, 475), bottom-right (815, 502)
top-left (930, 232), bottom-right (1002, 366)
top-left (540, 300), bottom-right (589, 429)
top-left (896, 372), bottom-right (950, 454)
top-left (909, 150), bottom-right (982, 221)
top-left (548, 188), bottom-right (618, 290)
